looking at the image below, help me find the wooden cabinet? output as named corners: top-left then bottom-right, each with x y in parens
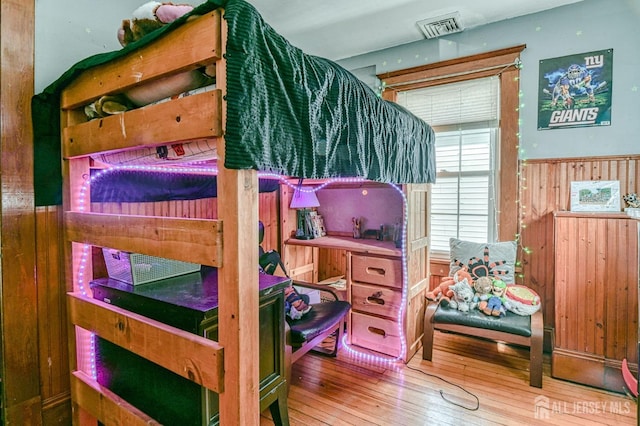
top-left (281, 181), bottom-right (430, 361)
top-left (552, 212), bottom-right (639, 392)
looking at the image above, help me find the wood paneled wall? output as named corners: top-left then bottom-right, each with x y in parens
top-left (35, 206), bottom-right (71, 424)
top-left (520, 155), bottom-right (640, 344)
top-left (1, 0), bottom-right (42, 423)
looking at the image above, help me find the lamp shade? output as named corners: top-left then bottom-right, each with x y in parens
top-left (290, 188), bottom-right (320, 209)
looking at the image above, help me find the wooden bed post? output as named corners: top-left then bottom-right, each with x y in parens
top-left (216, 15), bottom-right (261, 425)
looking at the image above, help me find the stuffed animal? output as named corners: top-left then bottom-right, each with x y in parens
top-left (481, 279), bottom-right (507, 317)
top-left (473, 276), bottom-right (493, 310)
top-left (426, 268), bottom-right (473, 302)
top-left (117, 1), bottom-right (195, 47)
top-left (623, 193), bottom-right (640, 208)
top-left (447, 279), bottom-right (475, 312)
top-left (85, 2), bottom-right (212, 119)
top-left (284, 285), bottom-right (312, 320)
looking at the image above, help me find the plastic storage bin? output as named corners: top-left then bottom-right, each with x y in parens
top-left (102, 248), bottom-right (201, 285)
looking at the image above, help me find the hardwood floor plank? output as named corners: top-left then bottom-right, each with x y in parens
top-left (268, 332), bottom-right (637, 425)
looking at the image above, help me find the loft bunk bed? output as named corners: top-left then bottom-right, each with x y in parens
top-left (32, 0), bottom-right (436, 424)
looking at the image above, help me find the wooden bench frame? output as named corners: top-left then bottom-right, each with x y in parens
top-left (422, 300), bottom-right (543, 388)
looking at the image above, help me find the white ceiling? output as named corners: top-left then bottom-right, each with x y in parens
top-left (246, 0), bottom-right (583, 60)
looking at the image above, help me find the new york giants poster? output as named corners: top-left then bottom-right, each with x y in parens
top-left (538, 49), bottom-right (612, 130)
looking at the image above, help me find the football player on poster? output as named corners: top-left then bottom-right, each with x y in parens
top-left (538, 49), bottom-right (612, 130)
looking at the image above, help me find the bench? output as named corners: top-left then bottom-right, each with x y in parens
top-left (422, 299), bottom-right (543, 388)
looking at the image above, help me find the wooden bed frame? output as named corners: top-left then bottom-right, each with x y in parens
top-left (58, 5), bottom-right (433, 423)
top-left (60, 10), bottom-right (262, 424)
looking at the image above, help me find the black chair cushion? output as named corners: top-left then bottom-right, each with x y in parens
top-left (287, 301), bottom-right (351, 346)
top-left (433, 302), bottom-right (532, 337)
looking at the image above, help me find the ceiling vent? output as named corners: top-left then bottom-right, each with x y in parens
top-left (417, 12), bottom-right (464, 39)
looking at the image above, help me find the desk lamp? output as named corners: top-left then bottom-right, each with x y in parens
top-left (290, 187), bottom-right (320, 240)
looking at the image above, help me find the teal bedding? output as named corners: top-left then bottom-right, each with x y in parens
top-left (32, 0), bottom-right (435, 206)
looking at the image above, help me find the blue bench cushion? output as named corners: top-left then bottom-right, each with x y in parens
top-left (287, 301), bottom-right (351, 346)
top-left (434, 302), bottom-right (532, 337)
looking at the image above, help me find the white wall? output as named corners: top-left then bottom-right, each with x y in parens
top-left (338, 0), bottom-right (640, 160)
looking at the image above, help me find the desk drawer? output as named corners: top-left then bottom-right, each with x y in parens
top-left (351, 254), bottom-right (401, 288)
top-left (351, 312), bottom-right (401, 357)
top-left (351, 282), bottom-right (401, 318)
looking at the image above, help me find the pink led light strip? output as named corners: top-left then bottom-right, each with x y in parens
top-left (77, 165), bottom-right (409, 372)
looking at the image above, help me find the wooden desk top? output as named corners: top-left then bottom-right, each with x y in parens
top-left (285, 235), bottom-right (401, 257)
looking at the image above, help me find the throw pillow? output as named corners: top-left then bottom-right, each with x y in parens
top-left (449, 238), bottom-right (517, 284)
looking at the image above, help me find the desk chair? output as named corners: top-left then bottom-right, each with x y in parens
top-left (259, 222), bottom-right (351, 363)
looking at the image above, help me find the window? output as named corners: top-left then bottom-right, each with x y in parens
top-left (397, 77), bottom-right (499, 257)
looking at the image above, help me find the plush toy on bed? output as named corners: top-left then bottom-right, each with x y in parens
top-left (117, 1), bottom-right (195, 47)
top-left (85, 1), bottom-right (213, 119)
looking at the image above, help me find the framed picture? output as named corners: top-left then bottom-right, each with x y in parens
top-left (538, 49), bottom-right (613, 130)
top-left (570, 180), bottom-right (621, 212)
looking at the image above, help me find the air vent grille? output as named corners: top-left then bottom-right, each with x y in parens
top-left (417, 13), bottom-right (464, 39)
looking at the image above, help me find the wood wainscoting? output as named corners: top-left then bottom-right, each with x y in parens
top-left (427, 155), bottom-right (640, 357)
top-left (520, 155), bottom-right (640, 351)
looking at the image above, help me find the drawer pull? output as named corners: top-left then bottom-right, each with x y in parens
top-left (366, 291), bottom-right (385, 305)
top-left (366, 266), bottom-right (386, 276)
top-left (368, 326), bottom-right (386, 337)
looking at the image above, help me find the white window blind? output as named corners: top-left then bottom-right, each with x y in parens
top-left (397, 77), bottom-right (500, 257)
top-left (397, 77), bottom-right (499, 126)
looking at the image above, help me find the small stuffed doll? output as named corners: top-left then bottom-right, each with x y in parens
top-left (472, 276), bottom-right (493, 310)
top-left (482, 279), bottom-right (507, 317)
top-left (118, 1), bottom-right (195, 47)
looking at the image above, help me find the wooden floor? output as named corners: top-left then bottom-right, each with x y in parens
top-left (262, 332), bottom-right (637, 425)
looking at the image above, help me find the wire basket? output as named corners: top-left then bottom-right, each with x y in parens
top-left (102, 248), bottom-right (201, 285)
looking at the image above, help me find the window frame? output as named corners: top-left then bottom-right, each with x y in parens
top-left (378, 44), bottom-right (525, 242)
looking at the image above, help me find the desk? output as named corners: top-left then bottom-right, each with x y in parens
top-left (286, 235), bottom-right (401, 257)
top-left (285, 235), bottom-right (414, 358)
top-left (91, 267), bottom-right (290, 426)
